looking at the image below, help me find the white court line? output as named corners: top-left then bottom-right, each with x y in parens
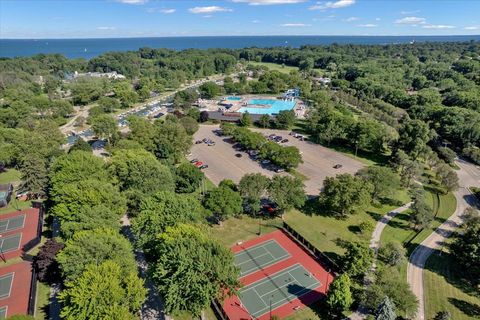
top-left (237, 251), bottom-right (270, 267)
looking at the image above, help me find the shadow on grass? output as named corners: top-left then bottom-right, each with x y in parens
top-left (448, 298), bottom-right (480, 318)
top-left (348, 225), bottom-right (361, 234)
top-left (425, 249), bottom-right (480, 299)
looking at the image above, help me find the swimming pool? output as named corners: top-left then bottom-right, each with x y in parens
top-left (238, 99), bottom-right (296, 115)
top-left (226, 96), bottom-right (242, 101)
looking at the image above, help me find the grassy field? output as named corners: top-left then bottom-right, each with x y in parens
top-left (248, 61), bottom-right (299, 74)
top-left (424, 247), bottom-right (480, 320)
top-left (380, 191), bottom-right (457, 256)
top-left (284, 189), bottom-right (410, 264)
top-left (0, 168), bottom-right (21, 184)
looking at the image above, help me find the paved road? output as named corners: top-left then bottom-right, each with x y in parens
top-left (349, 202), bottom-right (412, 320)
top-left (407, 159), bottom-right (480, 320)
top-left (192, 125), bottom-right (364, 196)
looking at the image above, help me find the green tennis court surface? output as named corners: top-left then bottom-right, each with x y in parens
top-left (0, 233), bottom-right (21, 253)
top-left (238, 264), bottom-right (320, 318)
top-left (235, 240), bottom-right (290, 276)
top-left (0, 273), bottom-right (14, 299)
top-left (0, 306), bottom-right (6, 319)
top-left (0, 215), bottom-right (25, 233)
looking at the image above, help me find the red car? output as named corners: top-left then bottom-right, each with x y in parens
top-left (194, 161), bottom-right (203, 167)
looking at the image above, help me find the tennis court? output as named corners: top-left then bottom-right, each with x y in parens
top-left (224, 230), bottom-right (334, 320)
top-left (0, 215), bottom-right (25, 233)
top-left (239, 264), bottom-right (320, 318)
top-left (0, 234), bottom-right (21, 253)
top-left (0, 306), bottom-right (6, 319)
top-left (235, 239), bottom-right (290, 277)
top-left (0, 273), bottom-right (14, 299)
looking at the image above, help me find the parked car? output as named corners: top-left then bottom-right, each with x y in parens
top-left (333, 164), bottom-right (343, 169)
top-left (195, 140), bottom-right (203, 144)
top-left (190, 159), bottom-right (199, 163)
top-left (275, 168), bottom-right (285, 173)
top-left (281, 139), bottom-right (289, 143)
top-left (261, 160), bottom-right (271, 164)
top-left (235, 153), bottom-right (242, 158)
top-left (207, 142), bottom-right (215, 146)
top-left (194, 161), bottom-right (203, 167)
top-left (200, 164), bottom-right (209, 169)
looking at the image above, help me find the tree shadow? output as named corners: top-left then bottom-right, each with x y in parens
top-left (366, 210), bottom-right (383, 221)
top-left (448, 298), bottom-right (480, 317)
top-left (348, 225), bottom-right (361, 235)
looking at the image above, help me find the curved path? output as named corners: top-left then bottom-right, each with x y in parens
top-left (349, 202), bottom-right (412, 320)
top-left (407, 159), bottom-right (480, 320)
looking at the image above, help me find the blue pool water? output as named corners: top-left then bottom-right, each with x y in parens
top-left (238, 99), bottom-right (296, 115)
top-left (226, 96), bottom-right (242, 101)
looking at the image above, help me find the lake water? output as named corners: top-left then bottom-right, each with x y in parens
top-left (1, 35), bottom-right (479, 59)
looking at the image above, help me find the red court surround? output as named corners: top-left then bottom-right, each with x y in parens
top-left (0, 208), bottom-right (40, 260)
top-left (0, 261), bottom-right (32, 318)
top-left (223, 230), bottom-right (335, 320)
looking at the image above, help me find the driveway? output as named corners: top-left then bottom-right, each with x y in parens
top-left (407, 159), bottom-right (480, 320)
top-left (191, 125), bottom-right (364, 196)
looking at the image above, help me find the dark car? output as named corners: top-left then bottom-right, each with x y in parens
top-left (200, 164), bottom-right (209, 169)
top-left (195, 140), bottom-right (203, 144)
top-left (281, 139), bottom-right (289, 143)
top-left (333, 164), bottom-right (343, 169)
top-left (190, 159), bottom-right (199, 163)
top-left (235, 153), bottom-right (242, 158)
top-left (153, 112), bottom-right (164, 119)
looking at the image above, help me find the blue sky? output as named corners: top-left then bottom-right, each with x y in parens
top-left (1, 0), bottom-right (479, 38)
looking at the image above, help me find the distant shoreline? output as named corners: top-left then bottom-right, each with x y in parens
top-left (1, 35), bottom-right (479, 59)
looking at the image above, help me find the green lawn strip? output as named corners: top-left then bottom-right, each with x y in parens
top-left (424, 244), bottom-right (480, 320)
top-left (210, 215), bottom-right (283, 248)
top-left (35, 281), bottom-right (51, 320)
top-left (0, 199), bottom-right (32, 215)
top-left (284, 189), bottom-right (409, 264)
top-left (0, 169), bottom-right (21, 184)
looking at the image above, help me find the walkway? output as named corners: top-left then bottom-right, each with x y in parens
top-left (349, 202), bottom-right (413, 320)
top-left (121, 215), bottom-right (169, 320)
top-left (407, 159), bottom-right (480, 320)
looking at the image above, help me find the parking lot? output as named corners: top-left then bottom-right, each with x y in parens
top-left (190, 125), bottom-right (364, 196)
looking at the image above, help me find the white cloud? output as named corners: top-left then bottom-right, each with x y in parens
top-left (203, 15), bottom-right (213, 18)
top-left (232, 0), bottom-right (306, 5)
top-left (400, 10), bottom-right (420, 15)
top-left (375, 17), bottom-right (381, 21)
top-left (189, 6), bottom-right (233, 14)
top-left (309, 0), bottom-right (355, 11)
top-left (160, 9), bottom-right (176, 14)
top-left (422, 24), bottom-right (455, 29)
top-left (465, 26), bottom-right (479, 30)
top-left (115, 0), bottom-right (148, 4)
top-left (344, 17), bottom-right (358, 22)
top-left (281, 23), bottom-right (311, 27)
top-left (252, 20), bottom-right (260, 23)
top-left (395, 16), bottom-right (426, 25)
top-left (97, 26), bottom-right (116, 30)
top-left (358, 24), bottom-right (377, 27)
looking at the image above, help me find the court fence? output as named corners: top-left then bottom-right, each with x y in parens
top-left (27, 201), bottom-right (44, 316)
top-left (211, 299), bottom-right (230, 320)
top-left (282, 221), bottom-right (342, 275)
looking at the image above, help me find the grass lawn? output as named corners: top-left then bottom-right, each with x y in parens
top-left (0, 168), bottom-right (21, 184)
top-left (0, 199), bottom-right (32, 215)
top-left (248, 62), bottom-right (299, 74)
top-left (284, 189), bottom-right (410, 264)
top-left (424, 246), bottom-right (480, 320)
top-left (210, 215), bottom-right (283, 247)
top-left (35, 281), bottom-right (51, 320)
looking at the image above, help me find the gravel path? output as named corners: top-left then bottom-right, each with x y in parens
top-left (349, 202), bottom-right (412, 320)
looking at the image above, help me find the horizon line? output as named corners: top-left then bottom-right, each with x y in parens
top-left (1, 34), bottom-right (480, 41)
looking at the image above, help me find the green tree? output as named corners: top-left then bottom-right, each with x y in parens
top-left (68, 138), bottom-right (91, 153)
top-left (59, 260), bottom-right (146, 320)
top-left (411, 192), bottom-right (433, 230)
top-left (154, 120), bottom-right (192, 164)
top-left (60, 205), bottom-right (120, 239)
top-left (375, 296), bottom-right (396, 320)
top-left (435, 164), bottom-right (459, 193)
top-left (175, 162), bottom-right (204, 193)
top-left (179, 116), bottom-right (199, 135)
top-left (150, 224), bottom-right (240, 316)
top-left (128, 116), bottom-right (156, 151)
top-left (357, 166), bottom-right (400, 201)
top-left (275, 110), bottom-right (295, 130)
top-left (204, 186), bottom-right (243, 220)
top-left (450, 217), bottom-right (480, 284)
top-left (434, 311), bottom-right (452, 320)
top-left (343, 242), bottom-right (374, 278)
top-left (397, 119), bottom-right (431, 158)
top-left (378, 242), bottom-right (406, 267)
top-left (238, 173), bottom-right (270, 214)
top-left (258, 114), bottom-right (271, 128)
top-left (98, 96), bottom-right (121, 113)
top-left (132, 191), bottom-right (205, 256)
top-left (199, 81), bottom-right (221, 99)
top-left (319, 174), bottom-right (373, 217)
top-left (57, 228), bottom-right (137, 282)
top-left (326, 273), bottom-right (353, 314)
top-left (91, 114), bottom-right (117, 143)
top-left (268, 176), bottom-right (305, 212)
top-left (19, 154), bottom-right (48, 198)
top-left (240, 111), bottom-right (253, 127)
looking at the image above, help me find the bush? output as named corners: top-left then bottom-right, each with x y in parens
top-left (378, 242), bottom-right (406, 266)
top-left (33, 239), bottom-right (65, 283)
top-left (463, 146), bottom-right (480, 165)
top-left (437, 147), bottom-right (456, 164)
